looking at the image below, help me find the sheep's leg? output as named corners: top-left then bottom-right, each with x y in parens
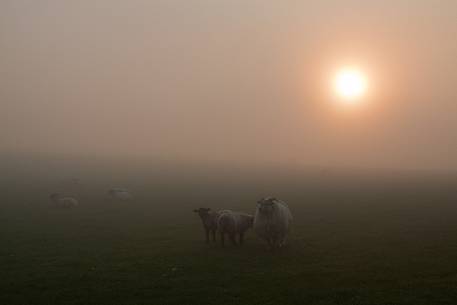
top-left (239, 232), bottom-right (244, 245)
top-left (230, 234), bottom-right (237, 246)
top-left (221, 233), bottom-right (226, 247)
top-left (205, 228), bottom-right (210, 243)
top-left (212, 230), bottom-right (216, 242)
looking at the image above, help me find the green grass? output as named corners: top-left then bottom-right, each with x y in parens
top-left (2, 161), bottom-right (457, 304)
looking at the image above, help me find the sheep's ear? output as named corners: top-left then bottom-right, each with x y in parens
top-left (193, 209), bottom-right (199, 213)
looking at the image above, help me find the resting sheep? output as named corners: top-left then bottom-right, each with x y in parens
top-left (193, 208), bottom-right (221, 243)
top-left (49, 193), bottom-right (79, 208)
top-left (217, 210), bottom-right (254, 247)
top-left (254, 197), bottom-right (292, 249)
top-left (108, 188), bottom-right (133, 201)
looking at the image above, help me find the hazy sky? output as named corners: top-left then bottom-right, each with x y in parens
top-left (2, 1), bottom-right (457, 169)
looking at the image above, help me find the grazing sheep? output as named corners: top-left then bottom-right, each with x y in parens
top-left (108, 188), bottom-right (133, 201)
top-left (49, 193), bottom-right (79, 208)
top-left (254, 197), bottom-right (292, 249)
top-left (217, 210), bottom-right (254, 247)
top-left (193, 208), bottom-right (221, 243)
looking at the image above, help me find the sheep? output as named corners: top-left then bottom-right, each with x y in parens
top-left (49, 193), bottom-right (79, 208)
top-left (254, 197), bottom-right (292, 249)
top-left (193, 208), bottom-right (221, 243)
top-left (217, 210), bottom-right (254, 247)
top-left (108, 188), bottom-right (133, 201)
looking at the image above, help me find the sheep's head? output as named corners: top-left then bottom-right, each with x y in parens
top-left (257, 197), bottom-right (277, 215)
top-left (193, 208), bottom-right (211, 218)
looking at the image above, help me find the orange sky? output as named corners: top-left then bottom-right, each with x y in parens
top-left (2, 1), bottom-right (457, 169)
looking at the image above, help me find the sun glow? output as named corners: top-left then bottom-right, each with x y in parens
top-left (333, 67), bottom-right (368, 103)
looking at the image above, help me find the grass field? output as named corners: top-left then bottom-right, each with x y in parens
top-left (2, 156), bottom-right (457, 305)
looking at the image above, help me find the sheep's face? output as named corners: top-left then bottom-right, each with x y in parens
top-left (193, 208), bottom-right (211, 218)
top-left (257, 197), bottom-right (276, 215)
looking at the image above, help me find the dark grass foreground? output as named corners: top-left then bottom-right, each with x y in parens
top-left (2, 164), bottom-right (457, 305)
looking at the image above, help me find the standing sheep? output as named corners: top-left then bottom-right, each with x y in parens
top-left (217, 210), bottom-right (254, 247)
top-left (49, 193), bottom-right (79, 208)
top-left (193, 208), bottom-right (221, 243)
top-left (254, 197), bottom-right (292, 249)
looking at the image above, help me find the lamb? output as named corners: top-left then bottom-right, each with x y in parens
top-left (49, 193), bottom-right (79, 208)
top-left (217, 210), bottom-right (254, 247)
top-left (108, 188), bottom-right (133, 201)
top-left (254, 197), bottom-right (292, 249)
top-left (193, 208), bottom-right (221, 243)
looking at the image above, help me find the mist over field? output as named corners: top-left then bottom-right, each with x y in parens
top-left (3, 153), bottom-right (457, 304)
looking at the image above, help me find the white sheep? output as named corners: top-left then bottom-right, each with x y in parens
top-left (254, 197), bottom-right (292, 249)
top-left (108, 188), bottom-right (133, 201)
top-left (217, 210), bottom-right (254, 247)
top-left (193, 208), bottom-right (222, 243)
top-left (49, 193), bottom-right (79, 208)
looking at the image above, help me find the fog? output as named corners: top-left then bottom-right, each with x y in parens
top-left (2, 1), bottom-right (457, 170)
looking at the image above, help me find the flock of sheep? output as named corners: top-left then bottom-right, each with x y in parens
top-left (194, 197), bottom-right (293, 249)
top-left (49, 186), bottom-right (292, 249)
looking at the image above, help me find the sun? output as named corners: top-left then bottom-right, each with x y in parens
top-left (333, 67), bottom-right (368, 103)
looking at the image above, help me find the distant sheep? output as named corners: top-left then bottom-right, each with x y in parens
top-left (108, 188), bottom-right (133, 201)
top-left (254, 197), bottom-right (292, 249)
top-left (49, 193), bottom-right (79, 208)
top-left (217, 210), bottom-right (254, 247)
top-left (193, 208), bottom-right (221, 243)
